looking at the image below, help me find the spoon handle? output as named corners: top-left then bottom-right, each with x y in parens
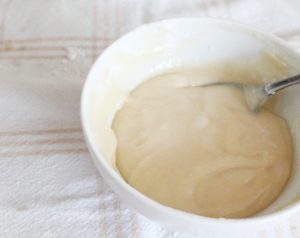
top-left (264, 74), bottom-right (300, 95)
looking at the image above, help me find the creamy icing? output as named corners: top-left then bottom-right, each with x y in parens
top-left (112, 56), bottom-right (293, 218)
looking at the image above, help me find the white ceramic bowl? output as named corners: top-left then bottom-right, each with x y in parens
top-left (81, 18), bottom-right (300, 237)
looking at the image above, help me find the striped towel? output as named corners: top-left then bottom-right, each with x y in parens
top-left (0, 0), bottom-right (300, 237)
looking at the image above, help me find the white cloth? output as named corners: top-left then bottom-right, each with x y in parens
top-left (0, 0), bottom-right (300, 237)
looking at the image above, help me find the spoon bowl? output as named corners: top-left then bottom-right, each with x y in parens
top-left (201, 74), bottom-right (300, 111)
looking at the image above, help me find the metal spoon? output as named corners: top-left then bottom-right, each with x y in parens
top-left (201, 74), bottom-right (300, 112)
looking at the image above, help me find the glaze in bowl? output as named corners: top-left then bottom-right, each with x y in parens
top-left (81, 18), bottom-right (300, 237)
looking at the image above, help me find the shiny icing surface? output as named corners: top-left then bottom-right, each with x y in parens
top-left (112, 54), bottom-right (293, 218)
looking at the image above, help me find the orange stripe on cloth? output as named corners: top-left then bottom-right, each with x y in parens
top-left (0, 148), bottom-right (88, 158)
top-left (0, 128), bottom-right (82, 137)
top-left (0, 138), bottom-right (85, 147)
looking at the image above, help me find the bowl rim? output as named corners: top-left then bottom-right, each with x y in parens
top-left (81, 16), bottom-right (300, 226)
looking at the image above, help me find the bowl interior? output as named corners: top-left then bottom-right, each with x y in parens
top-left (82, 18), bottom-right (300, 218)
